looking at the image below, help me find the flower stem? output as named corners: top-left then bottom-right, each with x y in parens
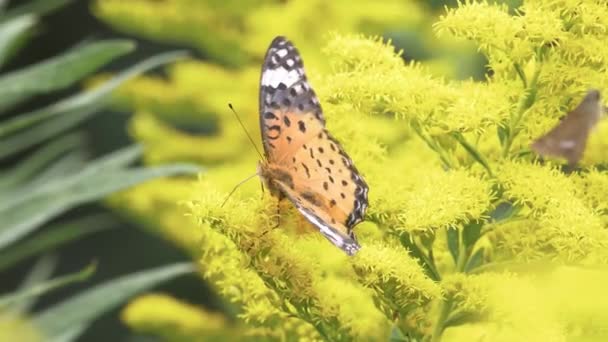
top-left (431, 229), bottom-right (469, 342)
top-left (501, 62), bottom-right (542, 158)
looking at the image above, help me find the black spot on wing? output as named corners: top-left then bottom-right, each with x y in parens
top-left (301, 191), bottom-right (321, 207)
top-left (324, 131), bottom-right (369, 228)
top-left (266, 125), bottom-right (281, 140)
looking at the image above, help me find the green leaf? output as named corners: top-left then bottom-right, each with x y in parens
top-left (0, 14), bottom-right (36, 68)
top-left (399, 232), bottom-right (441, 281)
top-left (465, 248), bottom-right (484, 273)
top-left (0, 214), bottom-right (114, 272)
top-left (389, 325), bottom-right (408, 341)
top-left (25, 149), bottom-right (88, 188)
top-left (489, 201), bottom-right (521, 222)
top-left (451, 132), bottom-right (493, 176)
top-left (48, 324), bottom-right (88, 342)
top-left (0, 261), bottom-right (96, 309)
top-left (0, 146), bottom-right (199, 249)
top-left (80, 144), bottom-right (142, 174)
top-left (446, 228), bottom-right (459, 265)
top-left (0, 39), bottom-right (134, 117)
top-left (10, 255), bottom-right (57, 314)
top-left (442, 309), bottom-right (484, 328)
top-left (462, 221), bottom-right (482, 249)
top-left (0, 50), bottom-right (189, 159)
top-left (0, 133), bottom-right (83, 191)
top-left (33, 262), bottom-right (195, 341)
top-left (0, 0), bottom-right (72, 23)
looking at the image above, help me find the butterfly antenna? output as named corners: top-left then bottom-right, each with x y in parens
top-left (228, 103), bottom-right (265, 160)
top-left (220, 172), bottom-right (259, 207)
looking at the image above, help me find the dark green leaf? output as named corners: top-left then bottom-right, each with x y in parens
top-left (400, 233), bottom-right (441, 281)
top-left (0, 148), bottom-right (198, 249)
top-left (497, 124), bottom-right (509, 147)
top-left (0, 0), bottom-right (72, 23)
top-left (25, 149), bottom-right (88, 188)
top-left (0, 133), bottom-right (83, 191)
top-left (451, 132), bottom-right (493, 176)
top-left (0, 14), bottom-right (36, 67)
top-left (389, 325), bottom-right (408, 342)
top-left (446, 228), bottom-right (459, 265)
top-left (48, 324), bottom-right (88, 342)
top-left (490, 201), bottom-right (521, 223)
top-left (10, 255), bottom-right (57, 314)
top-left (462, 221), bottom-right (482, 249)
top-left (0, 50), bottom-right (188, 158)
top-left (0, 39), bottom-right (134, 118)
top-left (33, 262), bottom-right (195, 341)
top-left (0, 261), bottom-right (96, 309)
top-left (443, 309), bottom-right (485, 328)
top-left (0, 215), bottom-right (114, 271)
top-left (465, 248), bottom-right (484, 273)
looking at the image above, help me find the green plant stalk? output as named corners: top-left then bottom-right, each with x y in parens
top-left (411, 121), bottom-right (454, 169)
top-left (431, 229), bottom-right (469, 342)
top-left (0, 261), bottom-right (96, 309)
top-left (0, 214), bottom-right (114, 271)
top-left (513, 62), bottom-right (528, 88)
top-left (501, 63), bottom-right (542, 157)
top-left (451, 132), bottom-right (493, 177)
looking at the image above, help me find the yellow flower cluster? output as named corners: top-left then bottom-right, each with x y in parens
top-left (93, 0), bottom-right (608, 341)
top-left (122, 293), bottom-right (229, 341)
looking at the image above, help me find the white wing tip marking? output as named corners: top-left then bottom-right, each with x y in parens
top-left (261, 67), bottom-right (301, 88)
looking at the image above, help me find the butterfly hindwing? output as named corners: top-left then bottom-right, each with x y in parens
top-left (272, 176), bottom-right (361, 256)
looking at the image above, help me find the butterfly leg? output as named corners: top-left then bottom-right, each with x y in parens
top-left (260, 180), bottom-right (265, 200)
top-left (272, 199), bottom-right (281, 229)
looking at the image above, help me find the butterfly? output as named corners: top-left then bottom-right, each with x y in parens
top-left (531, 89), bottom-right (604, 167)
top-left (256, 36), bottom-right (368, 256)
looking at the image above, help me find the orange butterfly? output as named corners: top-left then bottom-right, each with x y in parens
top-left (257, 36), bottom-right (368, 256)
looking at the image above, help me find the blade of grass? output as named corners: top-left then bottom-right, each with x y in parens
top-left (48, 324), bottom-right (88, 342)
top-left (0, 0), bottom-right (72, 23)
top-left (0, 50), bottom-right (189, 158)
top-left (0, 39), bottom-right (134, 118)
top-left (9, 254), bottom-right (57, 314)
top-left (0, 149), bottom-right (199, 249)
top-left (33, 262), bottom-right (195, 341)
top-left (0, 261), bottom-right (96, 309)
top-left (0, 214), bottom-right (115, 272)
top-left (0, 14), bottom-right (36, 68)
top-left (22, 148), bottom-right (88, 190)
top-left (0, 40), bottom-right (135, 117)
top-left (0, 133), bottom-right (83, 190)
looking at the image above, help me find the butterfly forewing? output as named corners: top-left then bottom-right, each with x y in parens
top-left (258, 36), bottom-right (368, 255)
top-left (531, 90), bottom-right (603, 166)
top-left (259, 36), bottom-right (324, 162)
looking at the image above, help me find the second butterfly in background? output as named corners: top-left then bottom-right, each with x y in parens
top-left (531, 89), bottom-right (605, 167)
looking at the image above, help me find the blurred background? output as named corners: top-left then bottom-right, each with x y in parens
top-left (0, 0), bottom-right (521, 340)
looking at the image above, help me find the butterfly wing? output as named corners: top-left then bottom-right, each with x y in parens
top-left (272, 174), bottom-right (361, 255)
top-left (258, 36), bottom-right (368, 254)
top-left (259, 36), bottom-right (324, 162)
top-left (531, 91), bottom-right (602, 165)
top-left (531, 114), bottom-right (590, 165)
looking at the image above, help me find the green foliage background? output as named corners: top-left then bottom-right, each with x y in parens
top-left (79, 0), bottom-right (608, 341)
